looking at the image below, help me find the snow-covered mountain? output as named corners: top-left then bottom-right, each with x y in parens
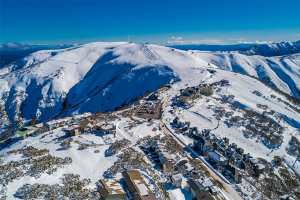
top-left (242, 40), bottom-right (300, 56)
top-left (191, 51), bottom-right (300, 99)
top-left (1, 41), bottom-right (300, 200)
top-left (0, 43), bottom-right (72, 69)
top-left (0, 42), bottom-right (179, 125)
top-left (172, 40), bottom-right (300, 57)
top-left (0, 41), bottom-right (300, 127)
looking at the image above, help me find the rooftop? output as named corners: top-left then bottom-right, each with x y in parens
top-left (99, 179), bottom-right (125, 195)
top-left (123, 170), bottom-right (151, 196)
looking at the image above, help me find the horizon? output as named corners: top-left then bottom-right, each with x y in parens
top-left (1, 1), bottom-right (300, 199)
top-left (1, 37), bottom-right (300, 47)
top-left (1, 0), bottom-right (300, 44)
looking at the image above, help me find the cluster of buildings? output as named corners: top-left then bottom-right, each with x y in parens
top-left (139, 141), bottom-right (176, 173)
top-left (187, 178), bottom-right (221, 200)
top-left (15, 124), bottom-right (44, 139)
top-left (172, 117), bottom-right (266, 183)
top-left (135, 99), bottom-right (162, 120)
top-left (1, 122), bottom-right (50, 144)
top-left (99, 168), bottom-right (223, 200)
top-left (173, 80), bottom-right (230, 108)
top-left (169, 174), bottom-right (223, 200)
top-left (138, 137), bottom-right (225, 199)
top-left (63, 118), bottom-right (116, 137)
top-left (99, 169), bottom-right (156, 200)
top-left (1, 113), bottom-right (114, 145)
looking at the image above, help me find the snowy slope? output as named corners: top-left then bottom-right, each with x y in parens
top-left (1, 41), bottom-right (300, 200)
top-left (0, 42), bottom-right (179, 124)
top-left (162, 67), bottom-right (300, 175)
top-left (241, 40), bottom-right (300, 56)
top-left (0, 42), bottom-right (300, 127)
top-left (191, 51), bottom-right (300, 99)
top-left (0, 43), bottom-right (73, 70)
top-left (172, 40), bottom-right (300, 57)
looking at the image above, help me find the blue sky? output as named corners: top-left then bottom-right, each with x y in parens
top-left (1, 0), bottom-right (300, 44)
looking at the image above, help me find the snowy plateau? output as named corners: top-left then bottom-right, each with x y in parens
top-left (0, 41), bottom-right (300, 200)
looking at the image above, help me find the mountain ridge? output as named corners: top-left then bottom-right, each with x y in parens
top-left (0, 41), bottom-right (300, 128)
top-left (171, 40), bottom-right (300, 57)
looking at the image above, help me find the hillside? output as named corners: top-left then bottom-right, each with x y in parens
top-left (191, 51), bottom-right (300, 99)
top-left (0, 41), bottom-right (300, 200)
top-left (172, 40), bottom-right (300, 57)
top-left (0, 42), bottom-right (300, 129)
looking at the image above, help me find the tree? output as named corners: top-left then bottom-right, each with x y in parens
top-left (199, 86), bottom-right (213, 96)
top-left (292, 154), bottom-right (300, 167)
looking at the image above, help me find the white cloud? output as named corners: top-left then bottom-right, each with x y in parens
top-left (166, 36), bottom-right (225, 45)
top-left (165, 36), bottom-right (282, 45)
top-left (170, 36), bottom-right (183, 41)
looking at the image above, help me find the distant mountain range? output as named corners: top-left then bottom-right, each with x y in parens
top-left (0, 43), bottom-right (72, 69)
top-left (171, 40), bottom-right (300, 57)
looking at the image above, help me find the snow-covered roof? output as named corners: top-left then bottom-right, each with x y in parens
top-left (202, 178), bottom-right (214, 188)
top-left (100, 179), bottom-right (125, 195)
top-left (167, 188), bottom-right (186, 200)
top-left (172, 173), bottom-right (183, 181)
top-left (124, 170), bottom-right (151, 196)
top-left (136, 182), bottom-right (149, 196)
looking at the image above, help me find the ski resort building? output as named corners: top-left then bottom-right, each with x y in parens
top-left (122, 170), bottom-right (156, 200)
top-left (187, 178), bottom-right (220, 200)
top-left (156, 144), bottom-right (176, 173)
top-left (98, 179), bottom-right (126, 200)
top-left (79, 118), bottom-right (95, 132)
top-left (16, 126), bottom-right (39, 139)
top-left (135, 100), bottom-right (162, 120)
top-left (63, 125), bottom-right (81, 136)
top-left (171, 174), bottom-right (183, 188)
